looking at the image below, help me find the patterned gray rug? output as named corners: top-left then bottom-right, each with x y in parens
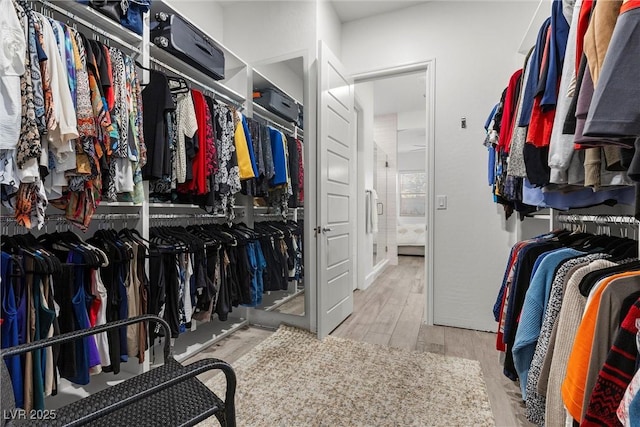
top-left (203, 325), bottom-right (495, 426)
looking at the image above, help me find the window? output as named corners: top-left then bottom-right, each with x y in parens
top-left (399, 172), bottom-right (427, 217)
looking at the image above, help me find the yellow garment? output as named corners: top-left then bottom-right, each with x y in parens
top-left (70, 29), bottom-right (82, 71)
top-left (234, 111), bottom-right (255, 180)
top-left (75, 153), bottom-right (92, 174)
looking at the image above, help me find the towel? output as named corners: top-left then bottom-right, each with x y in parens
top-left (371, 189), bottom-right (379, 233)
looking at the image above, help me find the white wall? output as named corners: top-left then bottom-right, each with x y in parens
top-left (398, 110), bottom-right (426, 131)
top-left (164, 0), bottom-right (224, 41)
top-left (221, 1), bottom-right (316, 63)
top-left (398, 151), bottom-right (426, 171)
top-left (317, 0), bottom-right (342, 60)
top-left (342, 1), bottom-right (536, 331)
top-left (255, 61), bottom-right (305, 103)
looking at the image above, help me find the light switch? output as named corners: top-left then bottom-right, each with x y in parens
top-left (436, 195), bottom-right (447, 210)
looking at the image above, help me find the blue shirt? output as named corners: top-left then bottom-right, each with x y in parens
top-left (540, 0), bottom-right (570, 109)
top-left (518, 18), bottom-right (551, 127)
top-left (242, 114), bottom-right (259, 177)
top-left (513, 247), bottom-right (583, 398)
top-left (485, 104), bottom-right (498, 186)
top-left (269, 127), bottom-right (288, 186)
top-left (522, 178), bottom-right (636, 209)
top-left (1, 252), bottom-right (23, 408)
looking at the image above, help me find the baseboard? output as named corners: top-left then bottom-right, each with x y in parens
top-left (398, 245), bottom-right (425, 256)
top-left (363, 259), bottom-right (390, 290)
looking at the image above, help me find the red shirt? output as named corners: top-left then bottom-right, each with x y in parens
top-left (526, 27), bottom-right (557, 148)
top-left (621, 0), bottom-right (640, 13)
top-left (498, 69), bottom-right (523, 154)
top-left (178, 90), bottom-right (208, 195)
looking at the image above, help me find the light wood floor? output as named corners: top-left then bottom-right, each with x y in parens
top-left (186, 256), bottom-right (532, 426)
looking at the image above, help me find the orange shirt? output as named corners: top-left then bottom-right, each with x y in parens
top-left (561, 271), bottom-right (640, 421)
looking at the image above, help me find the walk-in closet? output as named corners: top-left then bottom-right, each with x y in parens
top-left (3, 0), bottom-right (640, 425)
top-left (1, 0), bottom-right (311, 416)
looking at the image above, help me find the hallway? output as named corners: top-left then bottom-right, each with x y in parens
top-left (333, 256), bottom-right (425, 348)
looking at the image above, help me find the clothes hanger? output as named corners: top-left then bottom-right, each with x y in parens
top-left (150, 226), bottom-right (188, 253)
top-left (185, 225), bottom-right (219, 248)
top-left (120, 227), bottom-right (151, 245)
top-left (167, 76), bottom-right (190, 94)
top-left (11, 233), bottom-right (60, 275)
top-left (92, 229), bottom-right (126, 264)
top-left (134, 60), bottom-right (153, 71)
top-left (119, 228), bottom-right (152, 258)
top-left (7, 254), bottom-right (25, 277)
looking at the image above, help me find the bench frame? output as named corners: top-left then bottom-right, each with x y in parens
top-left (1, 314), bottom-right (236, 427)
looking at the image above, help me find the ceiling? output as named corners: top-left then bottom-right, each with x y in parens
top-left (217, 1), bottom-right (430, 25)
top-left (372, 72), bottom-right (426, 116)
top-left (369, 72), bottom-right (427, 153)
top-left (330, 0), bottom-right (430, 23)
top-left (397, 128), bottom-right (426, 154)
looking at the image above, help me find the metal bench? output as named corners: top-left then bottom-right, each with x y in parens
top-left (1, 315), bottom-right (236, 427)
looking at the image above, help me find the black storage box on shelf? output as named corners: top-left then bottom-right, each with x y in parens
top-left (254, 88), bottom-right (299, 123)
top-left (151, 12), bottom-right (225, 81)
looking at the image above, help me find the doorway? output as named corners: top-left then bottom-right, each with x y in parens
top-left (354, 60), bottom-right (435, 325)
top-left (355, 66), bottom-right (429, 288)
top-left (316, 54), bottom-right (436, 337)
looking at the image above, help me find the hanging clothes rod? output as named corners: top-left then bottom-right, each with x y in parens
top-left (252, 108), bottom-right (302, 138)
top-left (556, 214), bottom-right (639, 226)
top-left (254, 212), bottom-right (289, 217)
top-left (148, 212), bottom-right (243, 220)
top-left (254, 215), bottom-right (287, 221)
top-left (148, 57), bottom-right (243, 109)
top-left (253, 210), bottom-right (299, 222)
top-left (0, 213), bottom-right (140, 223)
top-left (88, 213), bottom-right (141, 221)
top-left (36, 0), bottom-right (142, 54)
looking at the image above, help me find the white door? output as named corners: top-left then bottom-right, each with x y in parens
top-left (317, 41), bottom-right (355, 338)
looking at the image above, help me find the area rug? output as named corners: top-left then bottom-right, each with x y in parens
top-left (203, 325), bottom-right (495, 426)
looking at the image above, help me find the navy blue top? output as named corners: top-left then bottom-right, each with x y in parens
top-left (1, 252), bottom-right (23, 408)
top-left (242, 114), bottom-right (260, 177)
top-left (540, 0), bottom-right (570, 109)
top-left (518, 18), bottom-right (551, 127)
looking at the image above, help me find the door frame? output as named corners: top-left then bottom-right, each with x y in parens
top-left (351, 60), bottom-right (436, 326)
top-left (354, 97), bottom-right (364, 291)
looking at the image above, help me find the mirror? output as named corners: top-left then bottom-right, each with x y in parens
top-left (373, 142), bottom-right (389, 266)
top-left (249, 54), bottom-right (306, 317)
